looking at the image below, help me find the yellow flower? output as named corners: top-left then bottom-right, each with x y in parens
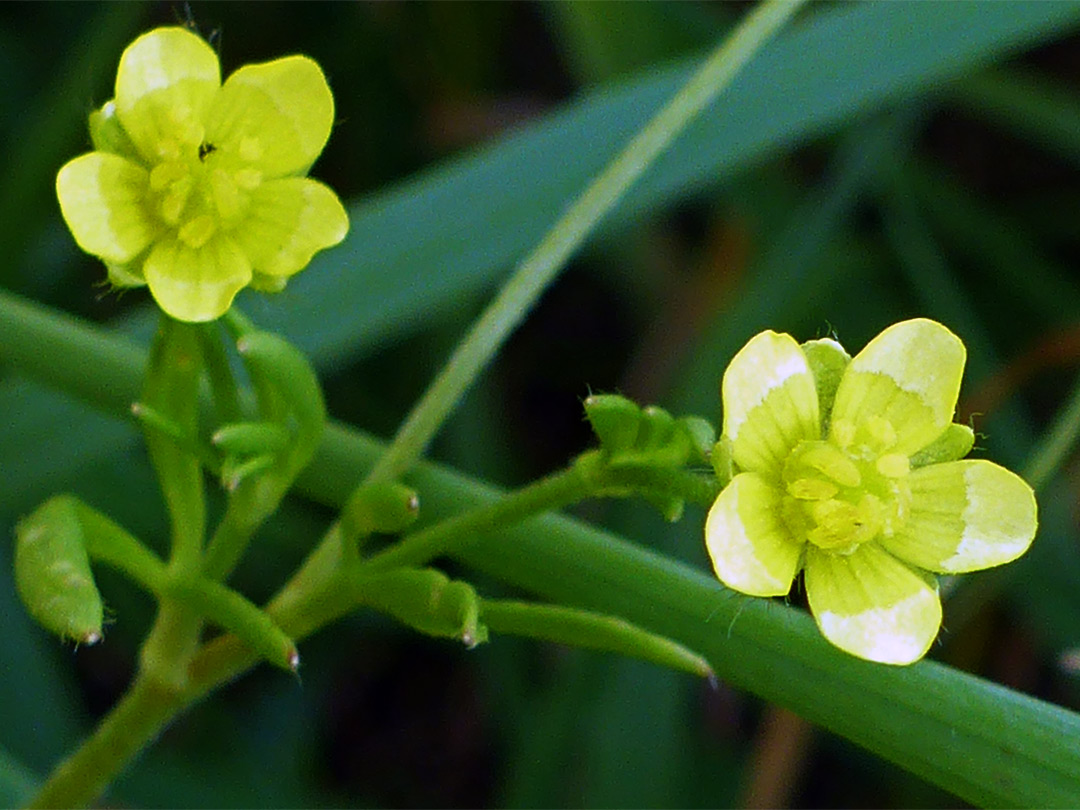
top-left (56, 27), bottom-right (348, 322)
top-left (704, 319), bottom-right (1037, 665)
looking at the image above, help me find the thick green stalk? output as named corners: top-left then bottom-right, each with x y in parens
top-left (364, 0), bottom-right (808, 485)
top-left (136, 317), bottom-right (208, 692)
top-left (10, 281), bottom-right (1080, 807)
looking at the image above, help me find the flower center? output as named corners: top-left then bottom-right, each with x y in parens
top-left (779, 423), bottom-right (910, 555)
top-left (147, 131), bottom-right (264, 249)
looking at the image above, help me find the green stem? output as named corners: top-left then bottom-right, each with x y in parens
top-left (143, 316), bottom-right (206, 573)
top-left (130, 402), bottom-right (220, 474)
top-left (482, 599), bottom-right (714, 679)
top-left (604, 463), bottom-right (719, 508)
top-left (27, 447), bottom-right (706, 806)
top-left (198, 322), bottom-right (242, 425)
top-left (362, 456), bottom-right (600, 573)
top-left (364, 0), bottom-right (807, 485)
top-left (201, 486), bottom-right (265, 580)
top-left (77, 500), bottom-right (168, 594)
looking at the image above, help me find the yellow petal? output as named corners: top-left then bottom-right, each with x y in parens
top-left (805, 544), bottom-right (941, 665)
top-left (56, 153), bottom-right (156, 263)
top-left (831, 319), bottom-right (965, 456)
top-left (115, 27), bottom-right (221, 161)
top-left (143, 236), bottom-right (252, 322)
top-left (704, 473), bottom-right (803, 597)
top-left (232, 178), bottom-right (348, 276)
top-left (880, 460), bottom-right (1037, 573)
top-left (207, 56), bottom-right (334, 178)
top-left (722, 331), bottom-right (820, 476)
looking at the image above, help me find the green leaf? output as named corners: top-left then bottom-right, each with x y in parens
top-left (4, 3), bottom-right (1080, 805)
top-left (4, 302), bottom-right (1080, 805)
top-left (266, 1), bottom-right (1080, 367)
top-left (0, 745), bottom-right (39, 808)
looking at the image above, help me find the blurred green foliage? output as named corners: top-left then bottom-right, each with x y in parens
top-left (3, 2), bottom-right (1080, 807)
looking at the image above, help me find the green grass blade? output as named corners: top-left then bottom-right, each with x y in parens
top-left (5, 302), bottom-right (1080, 807)
top-left (0, 746), bottom-right (39, 808)
top-left (950, 67), bottom-right (1080, 169)
top-left (249, 1), bottom-right (1080, 367)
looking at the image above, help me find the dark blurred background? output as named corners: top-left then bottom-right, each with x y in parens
top-left (3, 2), bottom-right (1080, 807)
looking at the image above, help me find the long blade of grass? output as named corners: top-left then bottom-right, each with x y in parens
top-left (110, 1), bottom-right (1080, 369)
top-left (4, 304), bottom-right (1080, 807)
top-left (363, 0), bottom-right (806, 484)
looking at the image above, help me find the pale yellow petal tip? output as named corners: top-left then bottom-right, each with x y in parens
top-left (148, 285), bottom-right (242, 323)
top-left (943, 461), bottom-right (1038, 573)
top-left (212, 53), bottom-right (336, 178)
top-left (890, 460), bottom-right (1038, 575)
top-left (117, 26), bottom-right (220, 93)
top-left (56, 153), bottom-right (156, 264)
top-left (815, 589), bottom-right (941, 665)
top-left (704, 474), bottom-right (801, 597)
top-left (722, 330), bottom-right (820, 475)
top-left (851, 318), bottom-right (966, 416)
top-left (804, 544), bottom-right (943, 665)
top-left (722, 331), bottom-right (808, 438)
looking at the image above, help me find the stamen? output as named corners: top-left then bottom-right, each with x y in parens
top-left (178, 215), bottom-right (216, 248)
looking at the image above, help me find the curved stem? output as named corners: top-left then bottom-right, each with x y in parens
top-left (363, 457), bottom-right (600, 573)
top-left (25, 6), bottom-right (808, 804)
top-left (364, 0), bottom-right (808, 485)
top-left (481, 599), bottom-right (713, 678)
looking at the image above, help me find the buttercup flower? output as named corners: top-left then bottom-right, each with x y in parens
top-left (704, 319), bottom-right (1037, 665)
top-left (56, 27), bottom-right (348, 321)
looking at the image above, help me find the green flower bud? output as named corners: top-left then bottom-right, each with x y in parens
top-left (584, 394), bottom-right (641, 455)
top-left (212, 421), bottom-right (291, 456)
top-left (359, 568), bottom-right (487, 648)
top-left (710, 435), bottom-right (735, 487)
top-left (88, 100), bottom-right (140, 161)
top-left (909, 423), bottom-right (976, 468)
top-left (801, 336), bottom-right (851, 430)
top-left (638, 406), bottom-right (694, 467)
top-left (678, 416), bottom-right (717, 464)
top-left (15, 496), bottom-right (104, 645)
top-left (341, 481), bottom-right (420, 543)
